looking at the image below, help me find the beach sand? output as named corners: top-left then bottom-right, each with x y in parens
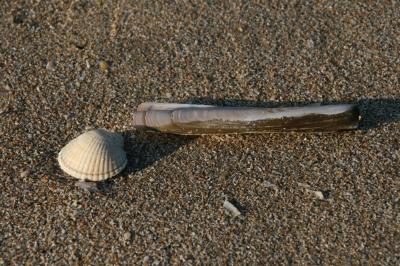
top-left (1, 1), bottom-right (399, 264)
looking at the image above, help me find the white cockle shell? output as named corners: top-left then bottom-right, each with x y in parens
top-left (58, 128), bottom-right (127, 181)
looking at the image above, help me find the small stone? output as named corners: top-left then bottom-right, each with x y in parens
top-left (263, 181), bottom-right (278, 194)
top-left (46, 60), bottom-right (55, 71)
top-left (75, 181), bottom-right (99, 192)
top-left (223, 200), bottom-right (241, 217)
top-left (313, 190), bottom-right (325, 200)
top-left (74, 38), bottom-right (87, 49)
top-left (297, 182), bottom-right (310, 189)
top-left (263, 181), bottom-right (277, 189)
top-left (110, 23), bottom-right (118, 39)
top-left (99, 60), bottom-right (109, 72)
top-left (71, 200), bottom-right (78, 208)
top-left (299, 183), bottom-right (327, 200)
top-left (20, 169), bottom-right (30, 178)
top-left (79, 72), bottom-right (86, 81)
top-left (84, 125), bottom-right (94, 131)
top-left (306, 39), bottom-right (314, 49)
top-left (123, 231), bottom-right (131, 241)
top-left (143, 256), bottom-right (150, 264)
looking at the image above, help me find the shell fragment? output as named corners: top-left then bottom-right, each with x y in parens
top-left (223, 200), bottom-right (241, 217)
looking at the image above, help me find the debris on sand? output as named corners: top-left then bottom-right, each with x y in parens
top-left (123, 231), bottom-right (132, 242)
top-left (312, 190), bottom-right (325, 200)
top-left (223, 200), bottom-right (241, 217)
top-left (20, 169), bottom-right (30, 178)
top-left (75, 181), bottom-right (99, 192)
top-left (298, 183), bottom-right (327, 200)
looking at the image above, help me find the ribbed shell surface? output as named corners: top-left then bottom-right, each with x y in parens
top-left (58, 129), bottom-right (127, 181)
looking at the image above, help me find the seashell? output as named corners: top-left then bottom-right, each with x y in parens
top-left (58, 128), bottom-right (127, 181)
top-left (133, 102), bottom-right (361, 135)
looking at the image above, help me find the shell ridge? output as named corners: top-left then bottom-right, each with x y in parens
top-left (107, 145), bottom-right (113, 179)
top-left (87, 140), bottom-right (106, 178)
top-left (76, 135), bottom-right (102, 178)
top-left (59, 137), bottom-right (82, 167)
top-left (58, 129), bottom-right (127, 181)
top-left (99, 141), bottom-right (108, 178)
top-left (59, 158), bottom-right (126, 177)
top-left (59, 149), bottom-right (127, 178)
top-left (59, 137), bottom-right (88, 174)
top-left (60, 134), bottom-right (93, 180)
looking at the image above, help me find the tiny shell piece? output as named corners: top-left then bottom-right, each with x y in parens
top-left (312, 190), bottom-right (325, 200)
top-left (75, 181), bottom-right (99, 192)
top-left (20, 169), bottom-right (30, 178)
top-left (123, 232), bottom-right (132, 242)
top-left (58, 128), bottom-right (127, 181)
top-left (223, 200), bottom-right (241, 217)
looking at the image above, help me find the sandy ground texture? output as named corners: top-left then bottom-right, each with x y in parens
top-left (1, 1), bottom-right (399, 264)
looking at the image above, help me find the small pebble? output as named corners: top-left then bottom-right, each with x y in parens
top-left (264, 181), bottom-right (278, 189)
top-left (75, 181), bottom-right (98, 192)
top-left (99, 60), bottom-right (109, 72)
top-left (123, 231), bottom-right (131, 241)
top-left (110, 23), bottom-right (118, 39)
top-left (298, 183), bottom-right (326, 200)
top-left (71, 199), bottom-right (78, 208)
top-left (297, 182), bottom-right (310, 189)
top-left (143, 256), bottom-right (150, 264)
top-left (20, 169), bottom-right (30, 178)
top-left (46, 60), bottom-right (55, 71)
top-left (223, 200), bottom-right (241, 217)
top-left (312, 190), bottom-right (325, 200)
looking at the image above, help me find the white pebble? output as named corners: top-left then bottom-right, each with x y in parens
top-left (75, 181), bottom-right (98, 192)
top-left (123, 232), bottom-right (131, 241)
top-left (313, 190), bottom-right (325, 200)
top-left (223, 200), bottom-right (241, 217)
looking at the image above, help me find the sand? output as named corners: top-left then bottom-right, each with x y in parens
top-left (1, 1), bottom-right (399, 264)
